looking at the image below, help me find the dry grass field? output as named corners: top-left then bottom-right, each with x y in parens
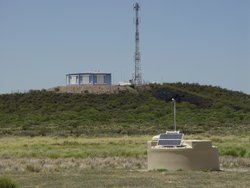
top-left (1, 169), bottom-right (250, 188)
top-left (0, 135), bottom-right (249, 187)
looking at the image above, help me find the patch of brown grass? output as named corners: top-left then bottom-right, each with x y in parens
top-left (1, 156), bottom-right (249, 174)
top-left (0, 156), bottom-right (147, 173)
top-left (220, 156), bottom-right (250, 171)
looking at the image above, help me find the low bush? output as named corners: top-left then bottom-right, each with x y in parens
top-left (0, 177), bottom-right (19, 188)
top-left (220, 147), bottom-right (247, 157)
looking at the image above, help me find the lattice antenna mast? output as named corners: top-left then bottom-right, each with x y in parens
top-left (133, 2), bottom-right (142, 85)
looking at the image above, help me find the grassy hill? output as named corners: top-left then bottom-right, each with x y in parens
top-left (0, 83), bottom-right (249, 136)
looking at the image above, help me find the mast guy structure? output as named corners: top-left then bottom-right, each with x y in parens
top-left (132, 2), bottom-right (142, 85)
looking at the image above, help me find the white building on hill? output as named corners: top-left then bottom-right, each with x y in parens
top-left (66, 72), bottom-right (111, 85)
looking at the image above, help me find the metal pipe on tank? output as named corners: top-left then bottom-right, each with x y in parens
top-left (172, 98), bottom-right (176, 131)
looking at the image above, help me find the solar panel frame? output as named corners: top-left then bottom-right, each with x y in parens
top-left (159, 133), bottom-right (183, 140)
top-left (157, 132), bottom-right (184, 147)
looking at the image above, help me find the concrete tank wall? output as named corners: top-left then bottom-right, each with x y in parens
top-left (147, 140), bottom-right (220, 171)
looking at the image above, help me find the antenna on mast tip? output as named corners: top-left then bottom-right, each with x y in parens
top-left (134, 2), bottom-right (140, 10)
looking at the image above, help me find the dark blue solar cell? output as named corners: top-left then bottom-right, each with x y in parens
top-left (157, 139), bottom-right (182, 146)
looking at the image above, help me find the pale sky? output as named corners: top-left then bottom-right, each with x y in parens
top-left (0, 0), bottom-right (249, 94)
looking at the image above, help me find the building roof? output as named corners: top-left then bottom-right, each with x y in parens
top-left (66, 72), bottom-right (111, 76)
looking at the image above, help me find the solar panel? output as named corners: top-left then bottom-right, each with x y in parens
top-left (158, 139), bottom-right (182, 146)
top-left (159, 133), bottom-right (183, 140)
top-left (157, 132), bottom-right (184, 147)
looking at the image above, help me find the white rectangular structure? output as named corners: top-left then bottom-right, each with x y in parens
top-left (70, 75), bottom-right (77, 85)
top-left (81, 75), bottom-right (90, 84)
top-left (96, 75), bottom-right (104, 84)
top-left (66, 72), bottom-right (111, 85)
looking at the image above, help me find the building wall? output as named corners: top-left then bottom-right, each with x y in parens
top-left (66, 73), bottom-right (111, 85)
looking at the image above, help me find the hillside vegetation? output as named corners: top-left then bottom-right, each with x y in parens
top-left (0, 83), bottom-right (249, 136)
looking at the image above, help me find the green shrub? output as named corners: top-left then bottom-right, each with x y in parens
top-left (0, 177), bottom-right (19, 188)
top-left (223, 148), bottom-right (238, 157)
top-left (0, 83), bottom-right (250, 136)
top-left (239, 148), bottom-right (247, 157)
top-left (54, 87), bottom-right (60, 92)
top-left (221, 147), bottom-right (247, 157)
